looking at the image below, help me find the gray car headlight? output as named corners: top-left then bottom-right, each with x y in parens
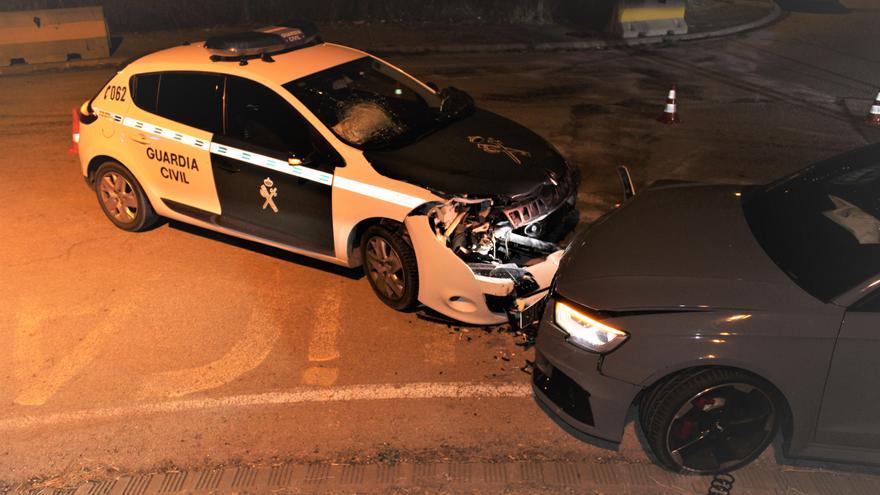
top-left (554, 300), bottom-right (629, 353)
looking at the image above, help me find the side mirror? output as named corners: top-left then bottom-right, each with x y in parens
top-left (288, 154), bottom-right (312, 167)
top-left (426, 81), bottom-right (440, 92)
top-left (289, 150), bottom-right (344, 170)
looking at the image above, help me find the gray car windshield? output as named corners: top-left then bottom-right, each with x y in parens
top-left (284, 57), bottom-right (444, 149)
top-left (744, 148), bottom-right (880, 302)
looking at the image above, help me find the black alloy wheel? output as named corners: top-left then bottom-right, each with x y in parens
top-left (641, 368), bottom-right (780, 474)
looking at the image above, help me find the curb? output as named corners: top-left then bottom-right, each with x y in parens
top-left (10, 458), bottom-right (879, 495)
top-left (0, 55), bottom-right (129, 76)
top-left (373, 1), bottom-right (782, 55)
top-left (0, 2), bottom-right (782, 76)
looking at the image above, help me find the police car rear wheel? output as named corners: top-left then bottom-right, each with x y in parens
top-left (95, 162), bottom-right (158, 232)
top-left (362, 225), bottom-right (418, 311)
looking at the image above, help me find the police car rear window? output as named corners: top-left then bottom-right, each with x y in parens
top-left (156, 72), bottom-right (224, 133)
top-left (131, 73), bottom-right (160, 113)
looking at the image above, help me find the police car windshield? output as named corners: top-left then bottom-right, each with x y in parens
top-left (284, 57), bottom-right (447, 150)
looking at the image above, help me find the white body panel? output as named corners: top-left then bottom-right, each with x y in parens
top-left (76, 40), bottom-right (564, 325)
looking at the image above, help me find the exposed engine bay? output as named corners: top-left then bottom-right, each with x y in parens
top-left (405, 185), bottom-right (577, 327)
top-left (429, 197), bottom-right (566, 266)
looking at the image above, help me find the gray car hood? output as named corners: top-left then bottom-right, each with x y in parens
top-left (556, 184), bottom-right (820, 312)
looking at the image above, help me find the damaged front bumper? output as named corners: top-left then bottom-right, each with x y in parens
top-left (404, 197), bottom-right (573, 326)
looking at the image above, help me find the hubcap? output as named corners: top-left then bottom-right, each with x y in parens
top-left (365, 237), bottom-right (405, 300)
top-left (666, 382), bottom-right (775, 473)
top-left (99, 171), bottom-right (138, 223)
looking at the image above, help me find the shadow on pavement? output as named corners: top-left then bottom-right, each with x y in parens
top-left (532, 392), bottom-right (629, 453)
top-left (775, 0), bottom-right (850, 14)
top-left (168, 220), bottom-right (365, 280)
top-left (109, 35), bottom-right (124, 56)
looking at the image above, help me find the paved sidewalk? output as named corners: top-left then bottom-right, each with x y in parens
top-left (7, 456), bottom-right (880, 495)
top-left (0, 0), bottom-right (779, 75)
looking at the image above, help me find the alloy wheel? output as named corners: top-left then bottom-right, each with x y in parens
top-left (98, 171), bottom-right (138, 223)
top-left (666, 382), bottom-right (776, 473)
top-left (365, 236), bottom-right (405, 300)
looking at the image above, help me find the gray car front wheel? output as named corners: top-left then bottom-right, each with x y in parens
top-left (641, 367), bottom-right (780, 474)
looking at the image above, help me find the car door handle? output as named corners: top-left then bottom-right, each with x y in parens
top-left (129, 133), bottom-right (150, 145)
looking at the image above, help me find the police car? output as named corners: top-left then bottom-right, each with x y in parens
top-left (73, 21), bottom-right (579, 325)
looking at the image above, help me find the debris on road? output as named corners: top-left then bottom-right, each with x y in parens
top-left (376, 444), bottom-right (402, 465)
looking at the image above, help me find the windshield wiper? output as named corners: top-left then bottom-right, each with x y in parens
top-left (438, 86), bottom-right (475, 121)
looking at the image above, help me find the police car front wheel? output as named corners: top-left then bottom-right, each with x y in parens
top-left (361, 225), bottom-right (419, 311)
top-left (95, 162), bottom-right (158, 232)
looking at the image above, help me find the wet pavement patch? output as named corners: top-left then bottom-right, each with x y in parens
top-left (482, 83), bottom-right (589, 102)
top-left (571, 103), bottom-right (611, 117)
top-left (775, 0), bottom-right (850, 14)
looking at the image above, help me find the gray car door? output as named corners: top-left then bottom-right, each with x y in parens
top-left (815, 290), bottom-right (880, 448)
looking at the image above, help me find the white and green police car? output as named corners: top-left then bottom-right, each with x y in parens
top-left (74, 21), bottom-right (578, 325)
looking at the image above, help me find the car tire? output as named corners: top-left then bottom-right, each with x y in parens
top-left (94, 162), bottom-right (158, 232)
top-left (640, 367), bottom-right (780, 474)
top-left (361, 224), bottom-right (419, 311)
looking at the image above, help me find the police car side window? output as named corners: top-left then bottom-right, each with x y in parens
top-left (225, 76), bottom-right (313, 156)
top-left (156, 72), bottom-right (223, 133)
top-left (131, 73), bottom-right (160, 114)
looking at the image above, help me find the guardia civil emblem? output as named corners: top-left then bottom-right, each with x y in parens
top-left (260, 177), bottom-right (278, 213)
top-left (468, 136), bottom-right (531, 165)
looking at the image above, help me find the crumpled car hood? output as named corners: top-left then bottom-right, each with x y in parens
top-left (556, 184), bottom-right (822, 312)
top-left (364, 108), bottom-right (570, 197)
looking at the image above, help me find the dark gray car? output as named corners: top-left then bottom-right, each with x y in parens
top-left (533, 144), bottom-right (880, 474)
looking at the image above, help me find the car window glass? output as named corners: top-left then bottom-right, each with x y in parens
top-left (744, 149), bottom-right (880, 302)
top-left (131, 73), bottom-right (160, 114)
top-left (156, 72), bottom-right (223, 133)
top-left (284, 57), bottom-right (442, 150)
top-left (225, 76), bottom-right (313, 157)
top-left (852, 289), bottom-right (880, 312)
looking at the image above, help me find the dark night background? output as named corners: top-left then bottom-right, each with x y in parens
top-left (0, 0), bottom-right (614, 31)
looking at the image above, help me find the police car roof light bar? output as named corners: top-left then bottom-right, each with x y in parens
top-left (204, 20), bottom-right (320, 62)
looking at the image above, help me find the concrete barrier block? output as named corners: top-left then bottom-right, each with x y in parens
top-left (0, 6), bottom-right (110, 66)
top-left (613, 0), bottom-right (688, 39)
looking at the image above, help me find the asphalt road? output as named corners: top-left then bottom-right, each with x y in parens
top-left (1, 2), bottom-right (880, 492)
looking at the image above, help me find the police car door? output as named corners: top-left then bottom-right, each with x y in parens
top-left (211, 75), bottom-right (339, 255)
top-left (127, 72), bottom-right (222, 214)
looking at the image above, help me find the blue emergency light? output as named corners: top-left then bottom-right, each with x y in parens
top-left (204, 20), bottom-right (320, 62)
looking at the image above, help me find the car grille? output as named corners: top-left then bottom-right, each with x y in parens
top-left (502, 179), bottom-right (573, 229)
top-left (533, 355), bottom-right (594, 426)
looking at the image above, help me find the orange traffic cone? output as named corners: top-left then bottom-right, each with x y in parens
top-left (867, 91), bottom-right (880, 126)
top-left (68, 107), bottom-right (80, 155)
top-left (659, 85), bottom-right (680, 124)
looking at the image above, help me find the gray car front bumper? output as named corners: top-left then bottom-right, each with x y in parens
top-left (532, 312), bottom-right (642, 443)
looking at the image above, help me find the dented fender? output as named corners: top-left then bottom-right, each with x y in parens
top-left (406, 213), bottom-right (503, 324)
